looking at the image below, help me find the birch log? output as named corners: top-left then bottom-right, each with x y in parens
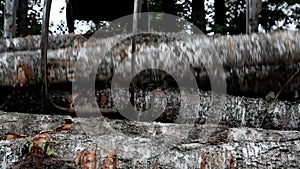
top-left (0, 31), bottom-right (299, 98)
top-left (0, 111), bottom-right (299, 169)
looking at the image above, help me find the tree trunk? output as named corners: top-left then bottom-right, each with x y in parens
top-left (66, 0), bottom-right (75, 33)
top-left (3, 0), bottom-right (18, 38)
top-left (0, 111), bottom-right (299, 168)
top-left (16, 0), bottom-right (29, 37)
top-left (191, 0), bottom-right (206, 33)
top-left (214, 0), bottom-right (226, 34)
top-left (246, 0), bottom-right (262, 34)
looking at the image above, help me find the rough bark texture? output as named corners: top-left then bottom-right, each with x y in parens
top-left (3, 0), bottom-right (18, 38)
top-left (0, 31), bottom-right (299, 100)
top-left (0, 110), bottom-right (299, 169)
top-left (246, 0), bottom-right (262, 34)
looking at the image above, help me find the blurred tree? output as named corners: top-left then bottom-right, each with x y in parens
top-left (214, 0), bottom-right (226, 34)
top-left (259, 0), bottom-right (299, 31)
top-left (224, 0), bottom-right (247, 34)
top-left (23, 0), bottom-right (42, 36)
top-left (0, 1), bottom-right (2, 36)
top-left (3, 0), bottom-right (17, 38)
top-left (222, 0), bottom-right (299, 35)
top-left (190, 0), bottom-right (206, 33)
top-left (0, 0), bottom-right (299, 37)
top-left (16, 0), bottom-right (29, 37)
top-left (0, 0), bottom-right (42, 37)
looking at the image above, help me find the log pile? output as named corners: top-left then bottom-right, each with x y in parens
top-left (0, 31), bottom-right (299, 168)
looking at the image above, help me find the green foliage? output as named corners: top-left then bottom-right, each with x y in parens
top-left (25, 0), bottom-right (42, 36)
top-left (22, 137), bottom-right (33, 152)
top-left (22, 137), bottom-right (58, 157)
top-left (207, 0), bottom-right (299, 35)
top-left (260, 1), bottom-right (288, 31)
top-left (265, 91), bottom-right (275, 102)
top-left (38, 141), bottom-right (58, 156)
top-left (225, 0), bottom-right (246, 34)
top-left (46, 146), bottom-right (58, 156)
top-left (175, 0), bottom-right (191, 19)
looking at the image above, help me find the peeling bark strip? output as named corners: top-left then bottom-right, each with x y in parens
top-left (0, 111), bottom-right (300, 168)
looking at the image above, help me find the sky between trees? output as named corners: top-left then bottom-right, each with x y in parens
top-left (1, 0), bottom-right (299, 37)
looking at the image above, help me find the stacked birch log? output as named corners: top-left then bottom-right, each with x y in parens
top-left (0, 31), bottom-right (299, 168)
